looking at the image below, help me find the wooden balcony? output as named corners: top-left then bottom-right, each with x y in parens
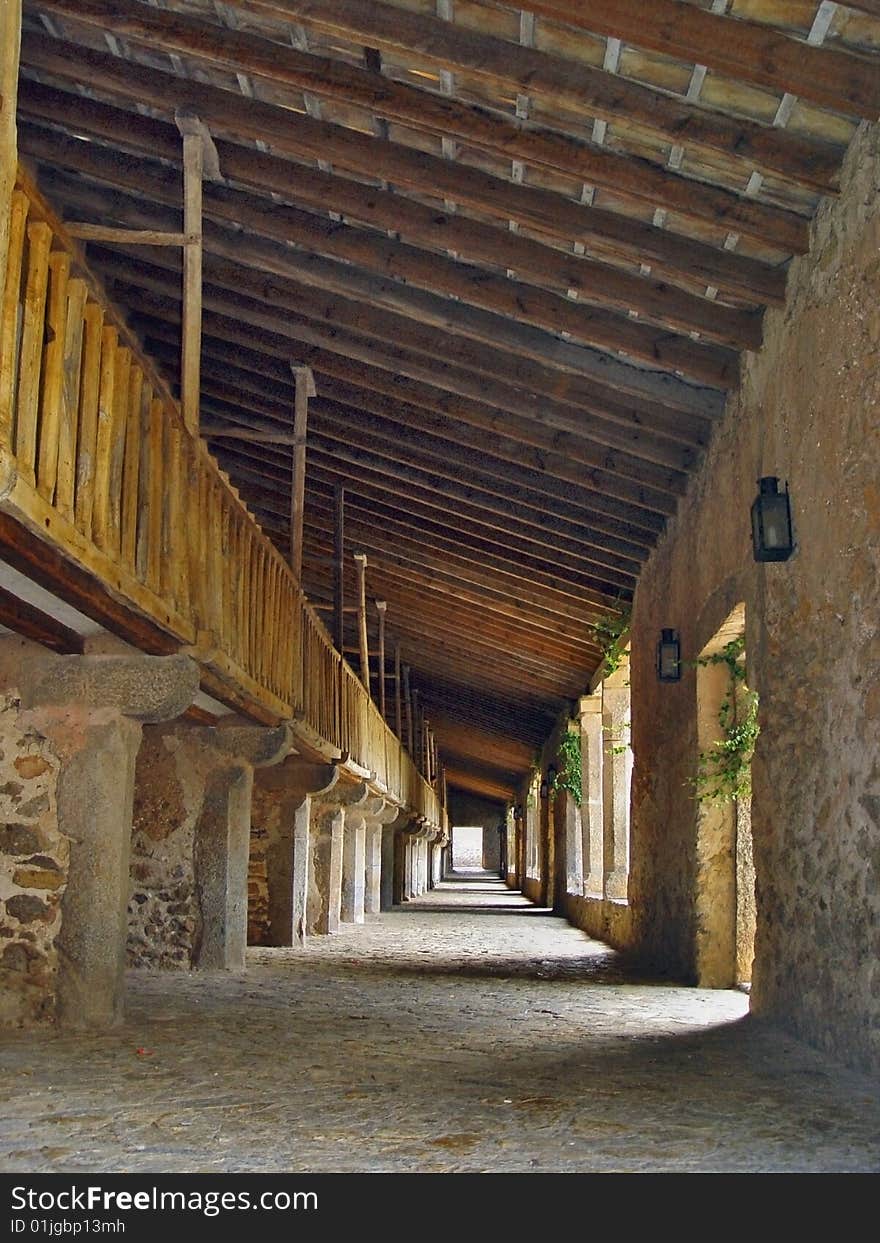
top-left (0, 169), bottom-right (443, 831)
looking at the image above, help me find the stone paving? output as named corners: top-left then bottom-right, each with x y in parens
top-left (1, 872), bottom-right (879, 1173)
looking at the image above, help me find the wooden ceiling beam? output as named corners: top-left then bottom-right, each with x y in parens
top-left (218, 0), bottom-right (842, 193)
top-left (17, 80), bottom-right (786, 311)
top-left (194, 318), bottom-right (710, 452)
top-left (17, 50), bottom-right (786, 315)
top-left (92, 252), bottom-right (717, 461)
top-left (33, 1), bottom-right (811, 251)
top-left (145, 372), bottom-right (641, 583)
top-left (125, 285), bottom-right (712, 456)
top-left (521, 0), bottom-right (880, 120)
top-left (22, 128), bottom-right (761, 350)
top-left (206, 423), bottom-right (650, 575)
top-left (150, 327), bottom-right (700, 481)
top-left (140, 326), bottom-right (691, 500)
top-left (47, 171), bottom-right (738, 389)
top-left (202, 400), bottom-right (662, 551)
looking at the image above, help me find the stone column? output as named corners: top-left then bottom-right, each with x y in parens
top-left (563, 789), bottom-right (583, 897)
top-left (16, 651), bottom-right (199, 1028)
top-left (602, 665), bottom-right (631, 902)
top-left (190, 724), bottom-right (293, 971)
top-left (364, 797), bottom-right (395, 916)
top-left (381, 822), bottom-right (397, 910)
top-left (579, 692), bottom-right (604, 898)
top-left (341, 809), bottom-right (367, 924)
top-left (308, 803), bottom-right (345, 934)
top-left (251, 759), bottom-right (337, 948)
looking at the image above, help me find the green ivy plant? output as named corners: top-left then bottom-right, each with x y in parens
top-left (550, 729), bottom-right (582, 804)
top-left (588, 607), bottom-right (631, 679)
top-left (692, 635), bottom-right (759, 805)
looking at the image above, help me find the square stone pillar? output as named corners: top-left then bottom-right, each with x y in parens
top-left (253, 761), bottom-right (339, 946)
top-left (602, 672), bottom-right (631, 902)
top-left (13, 651), bottom-right (199, 1028)
top-left (579, 692), bottom-right (604, 897)
top-left (364, 820), bottom-right (383, 914)
top-left (186, 724), bottom-right (294, 971)
top-left (308, 804), bottom-right (345, 934)
top-left (341, 811), bottom-right (367, 925)
top-left (563, 788), bottom-right (584, 897)
top-left (381, 823), bottom-right (397, 910)
top-left (363, 797), bottom-right (396, 915)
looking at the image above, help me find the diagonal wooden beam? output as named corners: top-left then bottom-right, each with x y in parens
top-left (34, 0), bottom-right (811, 250)
top-left (221, 0), bottom-right (843, 193)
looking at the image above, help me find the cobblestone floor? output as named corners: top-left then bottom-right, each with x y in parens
top-left (2, 873), bottom-right (879, 1173)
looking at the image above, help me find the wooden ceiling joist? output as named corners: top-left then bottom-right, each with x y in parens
top-left (30, 1), bottom-right (813, 253)
top-left (521, 0), bottom-right (880, 119)
top-left (213, 0), bottom-right (842, 193)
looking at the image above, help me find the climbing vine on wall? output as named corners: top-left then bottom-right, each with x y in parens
top-left (692, 635), bottom-right (760, 805)
top-left (550, 729), bottom-right (582, 804)
top-left (588, 607), bottom-right (631, 679)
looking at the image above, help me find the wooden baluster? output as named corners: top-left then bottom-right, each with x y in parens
top-left (73, 303), bottom-right (104, 535)
top-left (161, 417), bottom-right (178, 600)
top-left (375, 599), bottom-right (387, 721)
top-left (219, 498), bottom-right (232, 654)
top-left (15, 220), bottom-right (53, 487)
top-left (141, 396), bottom-right (163, 590)
top-left (55, 278), bottom-right (88, 522)
top-left (106, 346), bottom-right (131, 555)
top-left (35, 249), bottom-right (69, 501)
top-left (130, 380), bottom-right (153, 580)
top-left (0, 5), bottom-right (22, 310)
top-left (0, 190), bottom-right (28, 453)
top-left (90, 326), bottom-right (118, 549)
top-left (263, 554), bottom-right (277, 695)
top-left (120, 367), bottom-right (145, 570)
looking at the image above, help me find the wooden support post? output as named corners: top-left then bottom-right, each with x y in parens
top-left (0, 0), bottom-right (22, 309)
top-left (375, 599), bottom-right (387, 721)
top-left (394, 642), bottom-right (402, 740)
top-left (412, 691), bottom-right (422, 774)
top-left (403, 663), bottom-right (414, 756)
top-left (352, 552), bottom-right (370, 695)
top-left (174, 111), bottom-right (220, 437)
top-left (289, 364), bottom-right (315, 579)
top-left (333, 482), bottom-right (345, 656)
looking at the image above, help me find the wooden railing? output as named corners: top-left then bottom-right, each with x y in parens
top-left (0, 170), bottom-right (442, 830)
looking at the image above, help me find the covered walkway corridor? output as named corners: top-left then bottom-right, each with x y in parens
top-left (2, 875), bottom-right (879, 1174)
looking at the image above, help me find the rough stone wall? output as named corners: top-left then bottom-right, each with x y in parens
top-left (0, 691), bottom-right (66, 1025)
top-left (247, 783), bottom-right (274, 946)
top-left (626, 120), bottom-right (880, 1072)
top-left (127, 726), bottom-right (201, 969)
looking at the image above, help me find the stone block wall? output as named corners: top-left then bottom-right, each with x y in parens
top-left (624, 120), bottom-right (880, 1072)
top-left (0, 691), bottom-right (66, 1025)
top-left (127, 726), bottom-right (201, 969)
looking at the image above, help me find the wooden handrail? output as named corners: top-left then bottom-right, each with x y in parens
top-left (0, 168), bottom-right (444, 829)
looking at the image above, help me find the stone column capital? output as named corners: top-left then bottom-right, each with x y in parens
top-left (204, 722), bottom-right (294, 769)
top-left (23, 654), bottom-right (199, 722)
top-left (578, 691), bottom-right (603, 720)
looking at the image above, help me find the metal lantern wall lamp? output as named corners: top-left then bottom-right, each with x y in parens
top-left (656, 628), bottom-right (682, 682)
top-left (751, 476), bottom-right (795, 562)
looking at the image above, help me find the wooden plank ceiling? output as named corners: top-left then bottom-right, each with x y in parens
top-left (16, 0), bottom-right (880, 804)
